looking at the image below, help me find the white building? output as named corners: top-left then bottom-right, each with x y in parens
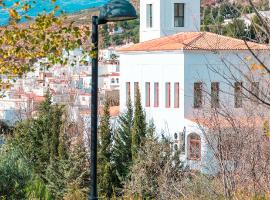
top-left (140, 0), bottom-right (200, 42)
top-left (118, 0), bottom-right (270, 173)
top-left (101, 72), bottom-right (120, 91)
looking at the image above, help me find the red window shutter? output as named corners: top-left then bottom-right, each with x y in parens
top-left (154, 82), bottom-right (159, 107)
top-left (145, 82), bottom-right (150, 107)
top-left (166, 83), bottom-right (171, 108)
top-left (174, 82), bottom-right (179, 108)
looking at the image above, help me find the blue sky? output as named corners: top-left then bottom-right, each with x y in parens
top-left (0, 0), bottom-right (108, 25)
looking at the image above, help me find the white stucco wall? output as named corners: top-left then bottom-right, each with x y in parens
top-left (119, 48), bottom-right (270, 173)
top-left (184, 50), bottom-right (270, 119)
top-left (140, 0), bottom-right (200, 42)
top-left (120, 51), bottom-right (185, 136)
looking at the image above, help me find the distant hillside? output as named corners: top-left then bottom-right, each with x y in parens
top-left (64, 7), bottom-right (100, 25)
top-left (64, 0), bottom-right (139, 26)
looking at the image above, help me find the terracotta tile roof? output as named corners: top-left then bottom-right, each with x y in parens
top-left (117, 32), bottom-right (270, 52)
top-left (110, 72), bottom-right (120, 77)
top-left (99, 106), bottom-right (120, 117)
top-left (34, 96), bottom-right (45, 102)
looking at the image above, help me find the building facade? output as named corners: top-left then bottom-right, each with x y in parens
top-left (118, 0), bottom-right (270, 173)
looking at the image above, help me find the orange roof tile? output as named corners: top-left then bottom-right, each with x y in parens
top-left (34, 96), bottom-right (46, 102)
top-left (99, 106), bottom-right (120, 117)
top-left (117, 32), bottom-right (270, 52)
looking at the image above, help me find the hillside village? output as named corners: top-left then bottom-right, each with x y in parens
top-left (1, 0), bottom-right (270, 126)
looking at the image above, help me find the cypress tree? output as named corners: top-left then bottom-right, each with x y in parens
top-left (132, 88), bottom-right (147, 161)
top-left (97, 99), bottom-right (114, 198)
top-left (14, 91), bottom-right (66, 175)
top-left (112, 97), bottom-right (133, 189)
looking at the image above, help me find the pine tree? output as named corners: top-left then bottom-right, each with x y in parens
top-left (98, 99), bottom-right (114, 198)
top-left (132, 88), bottom-right (147, 161)
top-left (112, 97), bottom-right (133, 189)
top-left (8, 92), bottom-right (90, 199)
top-left (13, 92), bottom-right (66, 175)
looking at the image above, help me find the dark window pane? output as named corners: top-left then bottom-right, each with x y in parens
top-left (188, 133), bottom-right (201, 160)
top-left (174, 3), bottom-right (184, 27)
top-left (146, 4), bottom-right (153, 28)
top-left (251, 82), bottom-right (259, 103)
top-left (194, 82), bottom-right (203, 108)
top-left (211, 82), bottom-right (220, 108)
top-left (234, 82), bottom-right (242, 108)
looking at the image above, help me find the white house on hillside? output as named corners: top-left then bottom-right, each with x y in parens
top-left (118, 0), bottom-right (270, 173)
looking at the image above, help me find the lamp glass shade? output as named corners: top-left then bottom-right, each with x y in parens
top-left (98, 0), bottom-right (137, 24)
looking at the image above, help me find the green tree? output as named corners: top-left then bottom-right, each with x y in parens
top-left (0, 144), bottom-right (32, 199)
top-left (0, 120), bottom-right (12, 136)
top-left (131, 88), bottom-right (147, 161)
top-left (9, 93), bottom-right (89, 199)
top-left (112, 97), bottom-right (133, 191)
top-left (98, 99), bottom-right (114, 198)
top-left (13, 92), bottom-right (66, 175)
top-left (223, 19), bottom-right (247, 39)
top-left (126, 137), bottom-right (184, 199)
top-left (0, 1), bottom-right (90, 91)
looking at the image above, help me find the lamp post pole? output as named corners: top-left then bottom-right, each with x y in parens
top-left (90, 15), bottom-right (99, 200)
top-left (89, 1), bottom-right (137, 199)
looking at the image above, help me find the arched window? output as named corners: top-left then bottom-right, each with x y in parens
top-left (188, 133), bottom-right (201, 160)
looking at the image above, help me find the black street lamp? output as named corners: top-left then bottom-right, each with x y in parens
top-left (89, 1), bottom-right (137, 199)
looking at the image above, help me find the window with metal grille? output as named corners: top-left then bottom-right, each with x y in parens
top-left (251, 82), bottom-right (259, 103)
top-left (194, 82), bottom-right (203, 108)
top-left (146, 4), bottom-right (153, 28)
top-left (234, 82), bottom-right (243, 108)
top-left (174, 3), bottom-right (185, 27)
top-left (188, 133), bottom-right (201, 160)
top-left (211, 82), bottom-right (220, 108)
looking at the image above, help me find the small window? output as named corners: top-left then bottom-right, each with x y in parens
top-left (188, 133), bottom-right (201, 160)
top-left (234, 82), bottom-right (242, 108)
top-left (116, 78), bottom-right (119, 83)
top-left (154, 82), bottom-right (159, 107)
top-left (174, 82), bottom-right (180, 108)
top-left (165, 82), bottom-right (171, 108)
top-left (126, 82), bottom-right (131, 103)
top-left (145, 82), bottom-right (151, 107)
top-left (111, 78), bottom-right (115, 84)
top-left (211, 82), bottom-right (220, 108)
top-left (146, 4), bottom-right (153, 28)
top-left (134, 82), bottom-right (139, 99)
top-left (194, 82), bottom-right (203, 108)
top-left (251, 82), bottom-right (259, 103)
top-left (82, 97), bottom-right (86, 101)
top-left (174, 3), bottom-right (185, 27)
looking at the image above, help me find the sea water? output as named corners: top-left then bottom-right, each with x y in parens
top-left (0, 0), bottom-right (108, 25)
